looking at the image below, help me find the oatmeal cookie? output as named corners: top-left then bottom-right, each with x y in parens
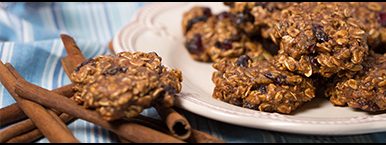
top-left (326, 52), bottom-right (386, 112)
top-left (70, 52), bottom-right (183, 121)
top-left (271, 2), bottom-right (369, 77)
top-left (182, 7), bottom-right (271, 62)
top-left (212, 55), bottom-right (315, 114)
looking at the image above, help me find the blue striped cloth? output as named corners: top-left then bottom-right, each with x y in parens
top-left (0, 2), bottom-right (385, 143)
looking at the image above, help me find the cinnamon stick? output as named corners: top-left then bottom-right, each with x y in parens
top-left (0, 62), bottom-right (79, 143)
top-left (0, 119), bottom-right (35, 143)
top-left (155, 105), bottom-right (192, 140)
top-left (14, 79), bottom-right (184, 143)
top-left (0, 64), bottom-right (76, 143)
top-left (6, 113), bottom-right (76, 143)
top-left (133, 115), bottom-right (224, 143)
top-left (0, 104), bottom-right (27, 127)
top-left (129, 115), bottom-right (169, 133)
top-left (60, 34), bottom-right (87, 77)
top-left (108, 40), bottom-right (116, 55)
top-left (0, 84), bottom-right (74, 128)
top-left (5, 126), bottom-right (41, 143)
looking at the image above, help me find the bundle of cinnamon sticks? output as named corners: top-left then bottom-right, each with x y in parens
top-left (0, 34), bottom-right (224, 143)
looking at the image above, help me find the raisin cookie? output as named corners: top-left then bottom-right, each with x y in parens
top-left (271, 2), bottom-right (369, 78)
top-left (182, 7), bottom-right (269, 62)
top-left (70, 52), bottom-right (182, 121)
top-left (212, 55), bottom-right (315, 114)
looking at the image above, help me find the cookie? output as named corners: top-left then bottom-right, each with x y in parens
top-left (70, 52), bottom-right (183, 121)
top-left (182, 7), bottom-right (271, 62)
top-left (212, 55), bottom-right (315, 114)
top-left (271, 2), bottom-right (369, 78)
top-left (326, 52), bottom-right (386, 112)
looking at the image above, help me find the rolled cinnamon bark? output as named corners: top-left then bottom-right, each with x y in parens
top-left (0, 119), bottom-right (35, 143)
top-left (6, 127), bottom-right (41, 143)
top-left (0, 62), bottom-right (79, 143)
top-left (60, 34), bottom-right (87, 77)
top-left (0, 64), bottom-right (76, 143)
top-left (0, 104), bottom-right (27, 128)
top-left (0, 84), bottom-right (74, 128)
top-left (133, 114), bottom-right (224, 143)
top-left (14, 79), bottom-right (184, 143)
top-left (155, 105), bottom-right (192, 140)
top-left (6, 113), bottom-right (76, 143)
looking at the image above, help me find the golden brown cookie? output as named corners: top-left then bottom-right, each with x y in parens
top-left (212, 55), bottom-right (315, 114)
top-left (271, 2), bottom-right (369, 78)
top-left (70, 52), bottom-right (182, 121)
top-left (182, 7), bottom-right (270, 62)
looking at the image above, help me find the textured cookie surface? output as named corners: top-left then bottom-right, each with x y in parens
top-left (71, 52), bottom-right (182, 121)
top-left (182, 7), bottom-right (271, 62)
top-left (212, 55), bottom-right (315, 114)
top-left (326, 52), bottom-right (386, 112)
top-left (271, 2), bottom-right (369, 78)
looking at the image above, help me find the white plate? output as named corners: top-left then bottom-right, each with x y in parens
top-left (112, 2), bottom-right (386, 135)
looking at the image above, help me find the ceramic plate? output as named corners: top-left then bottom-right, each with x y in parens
top-left (112, 2), bottom-right (386, 135)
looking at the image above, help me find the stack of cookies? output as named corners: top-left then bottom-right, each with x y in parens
top-left (182, 2), bottom-right (386, 114)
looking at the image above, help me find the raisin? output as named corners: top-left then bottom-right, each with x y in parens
top-left (217, 11), bottom-right (230, 20)
top-left (377, 12), bottom-right (386, 27)
top-left (310, 56), bottom-right (320, 67)
top-left (185, 34), bottom-right (204, 54)
top-left (232, 98), bottom-right (243, 106)
top-left (356, 100), bottom-right (380, 111)
top-left (264, 73), bottom-right (275, 80)
top-left (214, 41), bottom-right (221, 49)
top-left (186, 16), bottom-right (209, 33)
top-left (74, 58), bottom-right (94, 72)
top-left (233, 11), bottom-right (254, 25)
top-left (308, 44), bottom-right (320, 67)
top-left (275, 75), bottom-right (287, 85)
top-left (262, 38), bottom-right (279, 55)
top-left (164, 85), bottom-right (177, 94)
top-left (103, 66), bottom-right (127, 76)
top-left (251, 84), bottom-right (267, 94)
top-left (236, 55), bottom-right (250, 67)
top-left (120, 67), bottom-right (128, 73)
top-left (312, 23), bottom-right (329, 43)
top-left (215, 39), bottom-right (233, 50)
top-left (202, 7), bottom-right (212, 17)
top-left (264, 73), bottom-right (287, 85)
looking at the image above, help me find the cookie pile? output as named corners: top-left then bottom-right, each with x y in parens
top-left (182, 2), bottom-right (386, 113)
